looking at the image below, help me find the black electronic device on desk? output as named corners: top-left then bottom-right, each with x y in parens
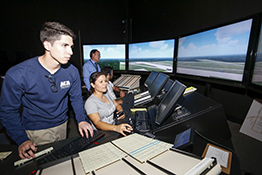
top-left (173, 126), bottom-right (194, 152)
top-left (171, 104), bottom-right (191, 121)
top-left (154, 80), bottom-right (187, 125)
top-left (36, 130), bottom-right (104, 166)
top-left (133, 111), bottom-right (151, 133)
top-left (10, 130), bottom-right (104, 169)
top-left (133, 72), bottom-right (163, 101)
top-left (143, 71), bottom-right (159, 90)
top-left (115, 110), bottom-right (124, 119)
top-left (133, 73), bottom-right (169, 107)
top-left (156, 79), bottom-right (175, 100)
top-left (130, 80), bottom-right (186, 137)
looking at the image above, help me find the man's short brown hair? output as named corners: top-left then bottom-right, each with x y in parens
top-left (40, 22), bottom-right (76, 44)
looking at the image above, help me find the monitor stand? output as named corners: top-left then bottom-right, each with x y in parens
top-left (147, 104), bottom-right (157, 130)
top-left (171, 104), bottom-right (191, 121)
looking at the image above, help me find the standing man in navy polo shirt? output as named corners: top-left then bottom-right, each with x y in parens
top-left (0, 22), bottom-right (93, 159)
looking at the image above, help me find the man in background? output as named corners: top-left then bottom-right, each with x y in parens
top-left (83, 49), bottom-right (101, 96)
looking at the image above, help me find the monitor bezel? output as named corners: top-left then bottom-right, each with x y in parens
top-left (247, 13), bottom-right (262, 97)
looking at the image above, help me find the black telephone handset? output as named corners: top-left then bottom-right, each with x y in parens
top-left (116, 110), bottom-right (124, 118)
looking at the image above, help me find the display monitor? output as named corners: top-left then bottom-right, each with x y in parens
top-left (162, 79), bottom-right (175, 93)
top-left (82, 44), bottom-right (126, 70)
top-left (173, 126), bottom-right (194, 149)
top-left (148, 73), bottom-right (170, 98)
top-left (177, 19), bottom-right (253, 82)
top-left (129, 39), bottom-right (175, 72)
top-left (251, 21), bottom-right (262, 88)
top-left (144, 71), bottom-right (159, 88)
top-left (155, 80), bottom-right (186, 125)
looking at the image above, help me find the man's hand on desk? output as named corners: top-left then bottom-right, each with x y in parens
top-left (18, 140), bottom-right (37, 159)
top-left (78, 121), bottom-right (94, 138)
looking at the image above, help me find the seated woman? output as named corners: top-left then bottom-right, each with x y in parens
top-left (85, 72), bottom-right (133, 136)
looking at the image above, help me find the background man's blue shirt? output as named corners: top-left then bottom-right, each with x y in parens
top-left (83, 59), bottom-right (101, 90)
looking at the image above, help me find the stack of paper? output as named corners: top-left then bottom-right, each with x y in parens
top-left (79, 142), bottom-right (126, 174)
top-left (112, 133), bottom-right (172, 163)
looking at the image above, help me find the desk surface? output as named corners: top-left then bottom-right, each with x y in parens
top-left (0, 92), bottom-right (241, 175)
top-left (0, 130), bottom-right (119, 175)
top-left (0, 132), bottom-right (241, 175)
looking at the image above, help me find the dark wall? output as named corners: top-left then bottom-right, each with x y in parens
top-left (0, 0), bottom-right (127, 76)
top-left (129, 0), bottom-right (262, 42)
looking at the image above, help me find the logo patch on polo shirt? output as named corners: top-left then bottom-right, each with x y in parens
top-left (60, 81), bottom-right (70, 89)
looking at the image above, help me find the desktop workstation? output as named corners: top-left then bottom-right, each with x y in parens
top-left (119, 78), bottom-right (239, 174)
top-left (0, 72), bottom-right (241, 175)
top-left (1, 2), bottom-right (262, 174)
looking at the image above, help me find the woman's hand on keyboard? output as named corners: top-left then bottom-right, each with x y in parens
top-left (114, 123), bottom-right (133, 136)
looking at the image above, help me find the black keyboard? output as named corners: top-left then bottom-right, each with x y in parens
top-left (172, 107), bottom-right (191, 120)
top-left (36, 130), bottom-right (104, 165)
top-left (134, 111), bottom-right (151, 132)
